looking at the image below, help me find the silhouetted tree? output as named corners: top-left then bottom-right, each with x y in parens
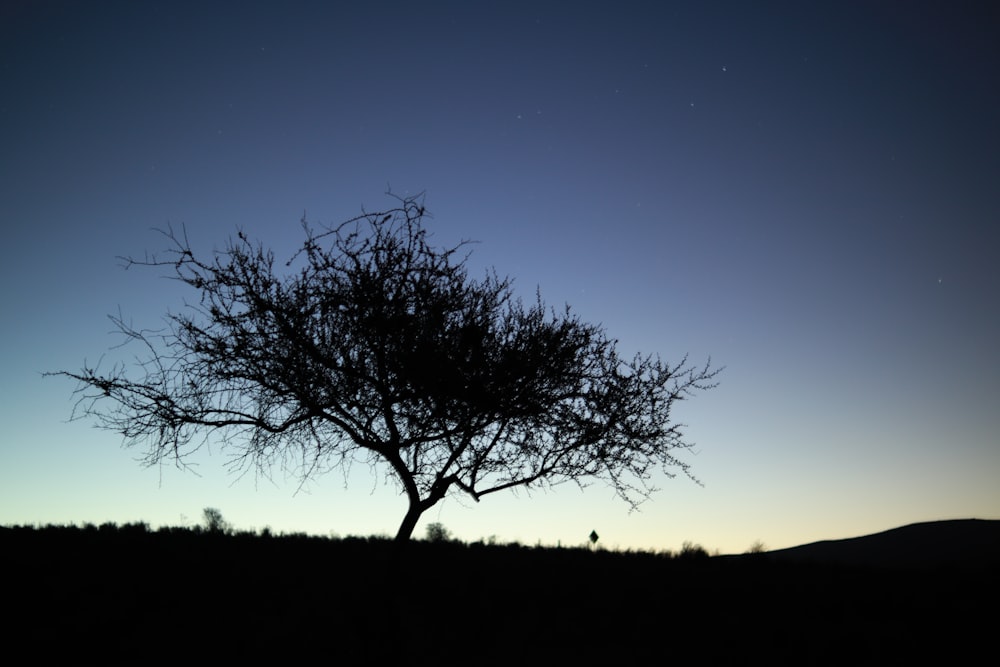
top-left (202, 507), bottom-right (230, 534)
top-left (425, 522), bottom-right (452, 543)
top-left (53, 193), bottom-right (720, 542)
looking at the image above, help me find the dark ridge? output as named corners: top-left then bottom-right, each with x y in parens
top-left (749, 518), bottom-right (1000, 569)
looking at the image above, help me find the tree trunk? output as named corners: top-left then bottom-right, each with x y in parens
top-left (393, 482), bottom-right (451, 543)
top-left (385, 450), bottom-right (451, 543)
top-left (395, 503), bottom-right (422, 543)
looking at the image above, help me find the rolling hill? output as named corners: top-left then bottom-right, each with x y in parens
top-left (754, 518), bottom-right (1000, 569)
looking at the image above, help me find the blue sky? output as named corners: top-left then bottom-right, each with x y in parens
top-left (2, 1), bottom-right (997, 554)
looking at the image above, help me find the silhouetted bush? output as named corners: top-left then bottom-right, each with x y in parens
top-left (425, 521), bottom-right (453, 543)
top-left (202, 507), bottom-right (231, 534)
top-left (677, 540), bottom-right (710, 561)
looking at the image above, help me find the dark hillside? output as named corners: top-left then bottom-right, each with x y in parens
top-left (756, 519), bottom-right (1000, 569)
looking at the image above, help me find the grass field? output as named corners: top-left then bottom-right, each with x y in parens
top-left (3, 520), bottom-right (996, 663)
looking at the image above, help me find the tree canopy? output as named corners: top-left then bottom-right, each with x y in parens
top-left (55, 194), bottom-right (720, 541)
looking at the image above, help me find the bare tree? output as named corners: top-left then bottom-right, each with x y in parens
top-left (202, 507), bottom-right (230, 534)
top-left (53, 193), bottom-right (720, 542)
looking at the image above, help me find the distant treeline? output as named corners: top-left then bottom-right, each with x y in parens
top-left (2, 519), bottom-right (719, 557)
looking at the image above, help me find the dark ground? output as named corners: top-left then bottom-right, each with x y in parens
top-left (3, 520), bottom-right (996, 664)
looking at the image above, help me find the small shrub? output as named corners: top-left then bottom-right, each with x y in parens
top-left (678, 541), bottom-right (709, 561)
top-left (425, 522), bottom-right (452, 543)
top-left (202, 507), bottom-right (231, 534)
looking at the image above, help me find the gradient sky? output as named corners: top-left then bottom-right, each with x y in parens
top-left (2, 1), bottom-right (997, 554)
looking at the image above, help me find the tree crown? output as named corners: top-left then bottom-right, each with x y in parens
top-left (55, 194), bottom-right (720, 540)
